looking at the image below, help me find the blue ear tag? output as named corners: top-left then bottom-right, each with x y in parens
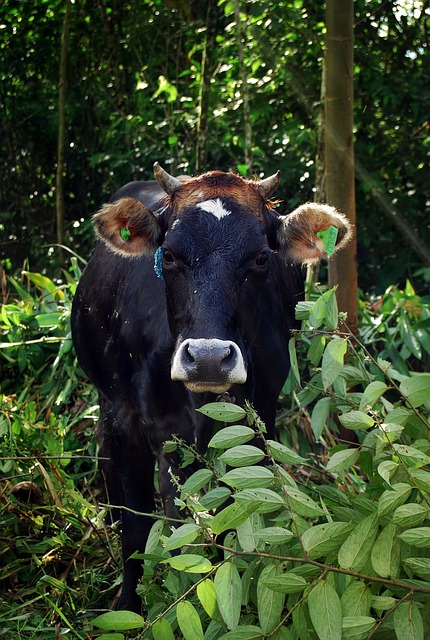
top-left (154, 247), bottom-right (164, 279)
top-left (316, 226), bottom-right (338, 256)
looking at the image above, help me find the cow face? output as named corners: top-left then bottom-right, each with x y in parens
top-left (92, 166), bottom-right (352, 393)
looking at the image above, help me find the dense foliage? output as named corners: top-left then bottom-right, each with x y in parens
top-left (1, 0), bottom-right (429, 291)
top-left (1, 269), bottom-right (430, 638)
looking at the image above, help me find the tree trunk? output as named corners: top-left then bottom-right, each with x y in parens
top-left (55, 0), bottom-right (72, 262)
top-left (196, 0), bottom-right (218, 172)
top-left (325, 0), bottom-right (358, 333)
top-left (234, 0), bottom-right (252, 171)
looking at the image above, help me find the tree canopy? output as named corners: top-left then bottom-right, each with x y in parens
top-left (0, 0), bottom-right (429, 293)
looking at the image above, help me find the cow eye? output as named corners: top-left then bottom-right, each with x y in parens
top-left (255, 252), bottom-right (269, 268)
top-left (162, 249), bottom-right (175, 265)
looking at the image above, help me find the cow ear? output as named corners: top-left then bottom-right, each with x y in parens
top-left (277, 203), bottom-right (353, 264)
top-left (92, 197), bottom-right (163, 256)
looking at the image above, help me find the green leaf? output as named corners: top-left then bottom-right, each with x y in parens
top-left (97, 635), bottom-right (125, 640)
top-left (253, 527), bottom-right (294, 544)
top-left (321, 338), bottom-right (348, 390)
top-left (378, 484), bottom-right (413, 518)
top-left (176, 601), bottom-right (204, 640)
top-left (210, 500), bottom-right (261, 535)
top-left (220, 466), bottom-right (274, 489)
top-left (338, 513), bottom-right (378, 571)
top-left (164, 523), bottom-right (201, 552)
top-left (208, 426), bottom-right (256, 449)
top-left (371, 523), bottom-right (400, 578)
top-left (288, 336), bottom-right (301, 386)
top-left (235, 488), bottom-right (285, 513)
top-left (196, 403), bottom-right (246, 422)
top-left (200, 487), bottom-right (231, 510)
top-left (326, 448), bottom-right (360, 473)
top-left (340, 581), bottom-right (371, 617)
top-left (214, 561), bottom-right (242, 630)
top-left (403, 557), bottom-right (430, 580)
top-left (152, 618), bottom-right (175, 640)
top-left (307, 334), bottom-right (326, 367)
top-left (219, 445), bottom-right (265, 467)
top-left (370, 595), bottom-right (396, 611)
top-left (263, 572), bottom-right (307, 594)
top-left (392, 444), bottom-right (430, 467)
top-left (393, 601), bottom-right (424, 640)
top-left (182, 469), bottom-right (213, 493)
top-left (266, 440), bottom-right (307, 464)
top-left (161, 554), bottom-right (212, 573)
top-left (308, 579), bottom-right (342, 640)
top-left (257, 564), bottom-right (285, 634)
top-left (282, 487), bottom-right (325, 517)
top-left (341, 616), bottom-right (375, 639)
top-left (359, 381), bottom-right (390, 411)
top-left (338, 411), bottom-right (374, 430)
top-left (392, 503), bottom-right (429, 527)
top-left (399, 527), bottom-right (430, 548)
top-left (302, 522), bottom-right (354, 559)
top-left (311, 397), bottom-right (331, 439)
top-left (377, 460), bottom-right (399, 486)
top-left (399, 374), bottom-right (430, 408)
top-left (197, 579), bottom-right (223, 623)
top-left (217, 626), bottom-right (264, 639)
top-left (91, 611), bottom-right (145, 631)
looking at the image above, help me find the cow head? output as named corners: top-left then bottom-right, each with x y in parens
top-left (92, 164), bottom-right (352, 393)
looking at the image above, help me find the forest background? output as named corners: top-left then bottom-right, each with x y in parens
top-left (1, 0), bottom-right (430, 294)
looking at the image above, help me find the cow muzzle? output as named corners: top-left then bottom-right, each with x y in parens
top-left (171, 338), bottom-right (247, 393)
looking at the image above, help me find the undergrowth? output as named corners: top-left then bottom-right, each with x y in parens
top-left (1, 267), bottom-right (430, 639)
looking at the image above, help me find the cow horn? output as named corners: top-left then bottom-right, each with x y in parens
top-left (253, 171), bottom-right (281, 199)
top-left (154, 162), bottom-right (181, 195)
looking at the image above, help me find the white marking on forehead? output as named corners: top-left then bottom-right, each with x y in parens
top-left (197, 198), bottom-right (231, 220)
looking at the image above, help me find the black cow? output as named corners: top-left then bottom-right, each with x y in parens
top-left (71, 164), bottom-right (351, 611)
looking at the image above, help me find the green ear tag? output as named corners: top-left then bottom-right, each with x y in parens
top-left (316, 225), bottom-right (338, 256)
top-left (120, 227), bottom-right (131, 242)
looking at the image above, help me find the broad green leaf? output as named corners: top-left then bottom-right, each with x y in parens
top-left (91, 611), bottom-right (145, 631)
top-left (325, 288), bottom-right (339, 329)
top-left (403, 557), bottom-right (430, 580)
top-left (308, 292), bottom-right (329, 329)
top-left (359, 381), bottom-right (390, 411)
top-left (263, 572), bottom-right (307, 594)
top-left (370, 595), bottom-right (396, 611)
top-left (219, 445), bottom-right (265, 467)
top-left (161, 554), bottom-right (212, 573)
top-left (409, 469), bottom-right (430, 493)
top-left (341, 616), bottom-right (376, 639)
top-left (308, 579), bottom-right (342, 640)
top-left (97, 635), bottom-right (124, 640)
top-left (34, 312), bottom-right (63, 327)
top-left (236, 512), bottom-right (263, 552)
top-left (282, 487), bottom-right (325, 517)
top-left (340, 581), bottom-right (371, 617)
top-left (253, 526), bottom-right (294, 544)
top-left (393, 503), bottom-right (429, 527)
top-left (210, 500), bottom-right (261, 535)
top-left (378, 483), bottom-right (412, 518)
top-left (308, 334), bottom-right (326, 367)
top-left (399, 527), bottom-right (430, 548)
top-left (392, 444), bottom-right (430, 468)
top-left (145, 520), bottom-right (164, 554)
top-left (23, 271), bottom-right (61, 297)
top-left (200, 487), bottom-right (231, 510)
top-left (326, 448), bottom-right (360, 473)
top-left (164, 523), bottom-right (201, 552)
top-left (295, 300), bottom-right (313, 320)
top-left (208, 426), bottom-right (255, 449)
top-left (393, 601), bottom-right (424, 640)
top-left (235, 488), bottom-right (285, 513)
top-left (321, 337), bottom-right (347, 390)
top-left (182, 469), bottom-right (213, 493)
top-left (217, 626), bottom-right (264, 639)
top-left (338, 513), bottom-right (378, 571)
top-left (311, 397), bottom-right (331, 439)
top-left (302, 522), bottom-right (354, 559)
top-left (338, 411), bottom-right (374, 431)
top-left (371, 523), bottom-right (400, 578)
top-left (257, 564), bottom-right (285, 634)
top-left (214, 561), bottom-right (242, 630)
top-left (270, 628), bottom-right (294, 640)
top-left (220, 466), bottom-right (274, 489)
top-left (152, 618), bottom-right (175, 640)
top-left (288, 336), bottom-right (301, 386)
top-left (196, 403), bottom-right (246, 423)
top-left (176, 601), bottom-right (204, 640)
top-left (399, 374), bottom-right (430, 408)
top-left (266, 439), bottom-right (307, 464)
top-left (197, 579), bottom-right (223, 623)
top-left (377, 460), bottom-right (399, 486)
